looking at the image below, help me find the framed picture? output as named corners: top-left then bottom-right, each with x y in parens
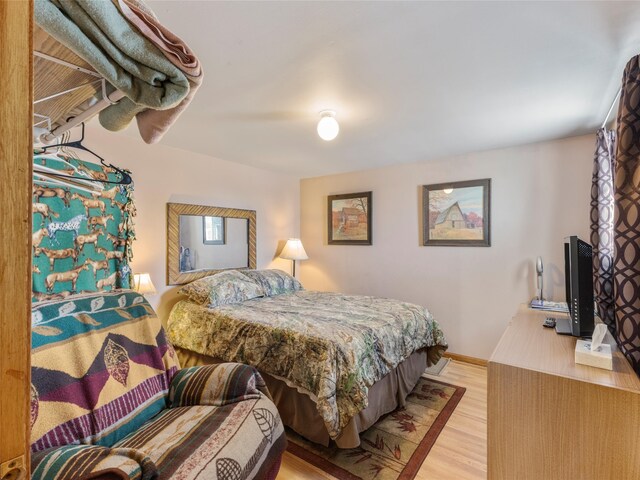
top-left (328, 191), bottom-right (372, 245)
top-left (423, 179), bottom-right (491, 247)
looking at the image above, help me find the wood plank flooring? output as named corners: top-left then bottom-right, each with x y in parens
top-left (277, 360), bottom-right (488, 480)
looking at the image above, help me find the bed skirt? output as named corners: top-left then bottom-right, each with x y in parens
top-left (175, 346), bottom-right (437, 448)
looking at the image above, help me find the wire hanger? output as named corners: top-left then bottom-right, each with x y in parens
top-left (35, 134), bottom-right (90, 179)
top-left (33, 163), bottom-right (103, 191)
top-left (38, 122), bottom-right (132, 185)
top-left (34, 172), bottom-right (98, 195)
top-left (33, 137), bottom-right (104, 193)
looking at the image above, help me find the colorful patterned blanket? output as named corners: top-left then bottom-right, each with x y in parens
top-left (31, 290), bottom-right (179, 452)
top-left (32, 153), bottom-right (136, 301)
top-left (166, 290), bottom-right (448, 440)
top-left (31, 291), bottom-right (287, 479)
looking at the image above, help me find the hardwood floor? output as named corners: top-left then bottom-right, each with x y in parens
top-left (277, 360), bottom-right (488, 479)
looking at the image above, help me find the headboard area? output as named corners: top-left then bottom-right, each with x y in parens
top-left (32, 155), bottom-right (135, 301)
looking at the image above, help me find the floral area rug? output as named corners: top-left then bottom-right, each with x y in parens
top-left (286, 376), bottom-right (465, 480)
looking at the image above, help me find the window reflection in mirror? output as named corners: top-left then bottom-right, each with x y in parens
top-left (203, 216), bottom-right (225, 245)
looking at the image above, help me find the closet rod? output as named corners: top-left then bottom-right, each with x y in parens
top-left (38, 89), bottom-right (126, 144)
top-left (601, 87), bottom-right (622, 129)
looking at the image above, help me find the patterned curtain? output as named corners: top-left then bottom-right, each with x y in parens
top-left (614, 55), bottom-right (640, 375)
top-left (590, 128), bottom-right (616, 332)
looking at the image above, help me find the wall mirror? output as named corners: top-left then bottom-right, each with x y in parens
top-left (167, 203), bottom-right (256, 285)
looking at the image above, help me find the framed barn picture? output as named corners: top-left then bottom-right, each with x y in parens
top-left (423, 179), bottom-right (491, 247)
top-left (328, 191), bottom-right (372, 245)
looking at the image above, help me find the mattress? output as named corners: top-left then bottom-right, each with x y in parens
top-left (166, 290), bottom-right (447, 441)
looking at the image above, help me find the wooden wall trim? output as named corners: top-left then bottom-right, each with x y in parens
top-left (443, 352), bottom-right (488, 367)
top-left (0, 1), bottom-right (33, 479)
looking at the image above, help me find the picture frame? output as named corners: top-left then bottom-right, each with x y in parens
top-left (423, 178), bottom-right (491, 247)
top-left (328, 191), bottom-right (372, 245)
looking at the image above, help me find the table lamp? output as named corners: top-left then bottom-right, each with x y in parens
top-left (133, 272), bottom-right (157, 296)
top-left (279, 238), bottom-right (308, 277)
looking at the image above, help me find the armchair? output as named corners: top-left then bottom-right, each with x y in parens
top-left (30, 291), bottom-right (286, 480)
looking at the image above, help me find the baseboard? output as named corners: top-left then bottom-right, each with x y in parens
top-left (443, 352), bottom-right (488, 367)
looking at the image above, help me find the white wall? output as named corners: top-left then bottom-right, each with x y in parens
top-left (84, 125), bottom-right (300, 322)
top-left (299, 134), bottom-right (594, 360)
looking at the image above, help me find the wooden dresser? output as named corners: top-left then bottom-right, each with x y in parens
top-left (488, 305), bottom-right (640, 480)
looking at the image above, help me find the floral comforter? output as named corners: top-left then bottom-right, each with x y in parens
top-left (166, 290), bottom-right (447, 440)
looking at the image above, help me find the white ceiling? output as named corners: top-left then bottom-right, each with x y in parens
top-left (137, 1), bottom-right (640, 177)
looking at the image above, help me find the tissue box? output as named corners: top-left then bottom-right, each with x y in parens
top-left (575, 340), bottom-right (613, 370)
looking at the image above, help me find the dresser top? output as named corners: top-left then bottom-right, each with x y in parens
top-left (489, 305), bottom-right (640, 393)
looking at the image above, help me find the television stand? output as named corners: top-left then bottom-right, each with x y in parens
top-left (488, 305), bottom-right (640, 479)
top-left (553, 317), bottom-right (572, 335)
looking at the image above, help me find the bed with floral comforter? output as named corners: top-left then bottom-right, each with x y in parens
top-left (167, 289), bottom-right (447, 441)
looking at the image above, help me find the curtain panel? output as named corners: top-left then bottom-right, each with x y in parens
top-left (590, 128), bottom-right (616, 332)
top-left (614, 55), bottom-right (640, 375)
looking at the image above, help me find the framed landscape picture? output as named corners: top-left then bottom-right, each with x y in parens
top-left (423, 179), bottom-right (491, 247)
top-left (328, 191), bottom-right (372, 245)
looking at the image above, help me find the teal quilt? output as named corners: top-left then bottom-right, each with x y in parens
top-left (32, 154), bottom-right (135, 300)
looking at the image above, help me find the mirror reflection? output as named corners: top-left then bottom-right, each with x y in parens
top-left (179, 215), bottom-right (249, 272)
top-left (203, 216), bottom-right (225, 245)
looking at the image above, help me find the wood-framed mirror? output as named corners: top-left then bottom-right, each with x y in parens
top-left (167, 203), bottom-right (256, 285)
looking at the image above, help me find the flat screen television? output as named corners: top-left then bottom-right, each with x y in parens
top-left (555, 236), bottom-right (594, 337)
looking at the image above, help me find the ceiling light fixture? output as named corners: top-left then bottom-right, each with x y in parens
top-left (443, 188), bottom-right (453, 194)
top-left (317, 110), bottom-right (339, 141)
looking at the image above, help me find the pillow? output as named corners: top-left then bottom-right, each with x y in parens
top-left (242, 269), bottom-right (303, 297)
top-left (178, 270), bottom-right (265, 307)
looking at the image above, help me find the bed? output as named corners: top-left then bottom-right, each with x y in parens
top-left (166, 269), bottom-right (448, 448)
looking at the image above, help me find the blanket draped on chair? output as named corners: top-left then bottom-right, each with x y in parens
top-left (31, 291), bottom-right (179, 451)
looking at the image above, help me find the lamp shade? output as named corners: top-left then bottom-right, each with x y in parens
top-left (134, 273), bottom-right (157, 295)
top-left (279, 238), bottom-right (309, 261)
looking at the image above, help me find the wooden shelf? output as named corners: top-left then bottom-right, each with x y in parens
top-left (34, 25), bottom-right (102, 132)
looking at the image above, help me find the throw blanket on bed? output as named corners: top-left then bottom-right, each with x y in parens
top-left (167, 290), bottom-right (447, 440)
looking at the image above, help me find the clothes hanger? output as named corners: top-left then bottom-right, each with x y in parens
top-left (40, 131), bottom-right (100, 183)
top-left (33, 172), bottom-right (99, 195)
top-left (33, 165), bottom-right (103, 192)
top-left (39, 122), bottom-right (132, 185)
top-left (34, 136), bottom-right (105, 192)
top-left (34, 136), bottom-right (91, 180)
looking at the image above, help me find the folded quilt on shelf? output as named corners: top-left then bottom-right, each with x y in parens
top-left (115, 0), bottom-right (204, 144)
top-left (34, 0), bottom-right (201, 143)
